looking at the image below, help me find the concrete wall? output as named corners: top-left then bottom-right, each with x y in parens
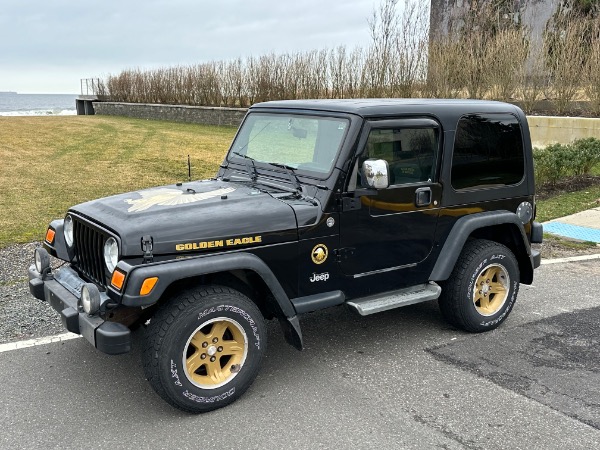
top-left (93, 102), bottom-right (247, 127)
top-left (528, 116), bottom-right (600, 148)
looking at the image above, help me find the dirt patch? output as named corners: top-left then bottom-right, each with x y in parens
top-left (536, 235), bottom-right (600, 259)
top-left (537, 175), bottom-right (600, 201)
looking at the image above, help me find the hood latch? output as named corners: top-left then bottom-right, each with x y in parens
top-left (141, 235), bottom-right (154, 264)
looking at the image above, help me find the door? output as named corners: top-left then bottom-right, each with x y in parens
top-left (339, 118), bottom-right (441, 278)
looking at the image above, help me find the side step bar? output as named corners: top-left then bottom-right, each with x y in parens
top-left (346, 283), bottom-right (441, 316)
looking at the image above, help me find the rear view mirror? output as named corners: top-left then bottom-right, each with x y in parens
top-left (292, 127), bottom-right (307, 139)
top-left (362, 159), bottom-right (390, 189)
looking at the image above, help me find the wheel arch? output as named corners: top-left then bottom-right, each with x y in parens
top-left (118, 252), bottom-right (303, 349)
top-left (430, 211), bottom-right (534, 284)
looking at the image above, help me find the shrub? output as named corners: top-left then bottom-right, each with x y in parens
top-left (534, 137), bottom-right (600, 186)
top-left (534, 144), bottom-right (574, 186)
top-left (572, 137), bottom-right (600, 175)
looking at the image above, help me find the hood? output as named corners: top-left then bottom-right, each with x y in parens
top-left (70, 180), bottom-right (303, 256)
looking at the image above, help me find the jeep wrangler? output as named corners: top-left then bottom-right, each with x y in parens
top-left (28, 99), bottom-right (542, 412)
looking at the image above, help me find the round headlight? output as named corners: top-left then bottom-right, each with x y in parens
top-left (80, 283), bottom-right (100, 315)
top-left (64, 215), bottom-right (74, 247)
top-left (104, 237), bottom-right (119, 273)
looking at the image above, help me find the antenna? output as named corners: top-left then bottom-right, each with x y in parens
top-left (188, 155), bottom-right (191, 182)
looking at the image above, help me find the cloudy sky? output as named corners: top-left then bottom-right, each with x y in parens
top-left (0, 0), bottom-right (383, 94)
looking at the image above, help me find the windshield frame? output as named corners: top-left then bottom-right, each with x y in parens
top-left (226, 110), bottom-right (353, 181)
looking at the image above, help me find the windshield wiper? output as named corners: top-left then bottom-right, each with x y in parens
top-left (267, 162), bottom-right (302, 194)
top-left (232, 152), bottom-right (257, 182)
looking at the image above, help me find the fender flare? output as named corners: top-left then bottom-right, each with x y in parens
top-left (118, 252), bottom-right (295, 316)
top-left (115, 252), bottom-right (304, 350)
top-left (429, 210), bottom-right (533, 282)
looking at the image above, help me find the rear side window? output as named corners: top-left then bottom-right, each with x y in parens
top-left (451, 114), bottom-right (524, 190)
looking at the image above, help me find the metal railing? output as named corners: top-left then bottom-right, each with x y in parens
top-left (80, 78), bottom-right (102, 96)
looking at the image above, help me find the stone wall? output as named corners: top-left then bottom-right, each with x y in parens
top-left (93, 101), bottom-right (600, 148)
top-left (93, 102), bottom-right (247, 127)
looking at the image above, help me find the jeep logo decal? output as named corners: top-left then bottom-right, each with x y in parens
top-left (310, 272), bottom-right (329, 282)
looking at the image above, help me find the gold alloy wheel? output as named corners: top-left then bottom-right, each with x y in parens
top-left (472, 263), bottom-right (510, 316)
top-left (182, 317), bottom-right (248, 389)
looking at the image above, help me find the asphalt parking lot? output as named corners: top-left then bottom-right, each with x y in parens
top-left (1, 259), bottom-right (599, 449)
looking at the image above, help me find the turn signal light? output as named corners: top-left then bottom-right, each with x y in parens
top-left (45, 228), bottom-right (56, 244)
top-left (111, 270), bottom-right (126, 290)
top-left (140, 277), bottom-right (158, 296)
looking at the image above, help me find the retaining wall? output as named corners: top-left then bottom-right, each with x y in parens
top-left (93, 102), bottom-right (600, 147)
top-left (93, 102), bottom-right (247, 127)
top-left (528, 116), bottom-right (600, 148)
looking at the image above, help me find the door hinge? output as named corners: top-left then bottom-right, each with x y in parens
top-left (334, 247), bottom-right (355, 262)
top-left (141, 235), bottom-right (154, 264)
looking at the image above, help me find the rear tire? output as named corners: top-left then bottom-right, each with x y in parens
top-left (142, 285), bottom-right (266, 413)
top-left (438, 239), bottom-right (520, 332)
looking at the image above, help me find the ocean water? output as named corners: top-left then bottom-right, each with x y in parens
top-left (0, 93), bottom-right (78, 116)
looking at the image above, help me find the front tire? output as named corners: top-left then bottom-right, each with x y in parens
top-left (438, 239), bottom-right (520, 332)
top-left (143, 286), bottom-right (266, 413)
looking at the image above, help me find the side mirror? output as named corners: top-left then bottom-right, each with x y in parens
top-left (362, 159), bottom-right (390, 189)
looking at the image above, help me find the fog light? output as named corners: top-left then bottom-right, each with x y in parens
top-left (34, 248), bottom-right (51, 274)
top-left (80, 283), bottom-right (101, 315)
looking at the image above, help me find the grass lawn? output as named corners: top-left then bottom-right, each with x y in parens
top-left (536, 185), bottom-right (600, 222)
top-left (1, 114), bottom-right (598, 248)
top-left (0, 116), bottom-right (236, 248)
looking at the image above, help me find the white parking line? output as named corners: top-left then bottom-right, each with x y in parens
top-left (541, 254), bottom-right (600, 265)
top-left (0, 333), bottom-right (80, 354)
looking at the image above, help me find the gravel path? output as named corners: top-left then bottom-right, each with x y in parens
top-left (0, 242), bottom-right (64, 344)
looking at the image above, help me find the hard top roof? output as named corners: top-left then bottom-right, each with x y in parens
top-left (250, 98), bottom-right (521, 118)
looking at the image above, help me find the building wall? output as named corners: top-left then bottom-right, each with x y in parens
top-left (93, 102), bottom-right (247, 127)
top-left (430, 0), bottom-right (560, 43)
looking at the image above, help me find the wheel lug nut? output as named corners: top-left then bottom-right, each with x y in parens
top-left (479, 290), bottom-right (482, 294)
top-left (212, 338), bottom-right (218, 343)
top-left (217, 346), bottom-right (223, 352)
top-left (210, 356), bottom-right (216, 362)
top-left (202, 342), bottom-right (208, 348)
top-left (200, 354), bottom-right (206, 359)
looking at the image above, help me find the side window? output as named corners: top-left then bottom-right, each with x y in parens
top-left (359, 127), bottom-right (439, 186)
top-left (452, 114), bottom-right (525, 190)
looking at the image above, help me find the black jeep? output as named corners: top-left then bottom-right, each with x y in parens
top-left (28, 99), bottom-right (542, 412)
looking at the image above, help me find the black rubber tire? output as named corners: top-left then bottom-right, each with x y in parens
top-left (438, 239), bottom-right (520, 332)
top-left (142, 285), bottom-right (266, 413)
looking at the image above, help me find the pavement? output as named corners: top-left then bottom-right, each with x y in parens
top-left (544, 206), bottom-right (600, 243)
top-left (1, 259), bottom-right (600, 449)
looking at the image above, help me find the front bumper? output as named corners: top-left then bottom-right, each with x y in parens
top-left (28, 265), bottom-right (131, 355)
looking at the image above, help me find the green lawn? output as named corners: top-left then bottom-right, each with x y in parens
top-left (536, 185), bottom-right (600, 222)
top-left (0, 116), bottom-right (236, 247)
top-left (1, 115), bottom-right (597, 248)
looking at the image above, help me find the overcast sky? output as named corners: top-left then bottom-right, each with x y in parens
top-left (0, 0), bottom-right (384, 94)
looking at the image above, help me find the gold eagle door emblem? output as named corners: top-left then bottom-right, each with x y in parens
top-left (125, 187), bottom-right (235, 212)
top-left (311, 244), bottom-right (328, 264)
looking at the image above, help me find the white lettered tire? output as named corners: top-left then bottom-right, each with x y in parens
top-left (438, 239), bottom-right (520, 332)
top-left (143, 286), bottom-right (266, 413)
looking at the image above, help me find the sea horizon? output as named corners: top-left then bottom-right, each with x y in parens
top-left (0, 92), bottom-right (78, 116)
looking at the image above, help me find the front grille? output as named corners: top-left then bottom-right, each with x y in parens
top-left (73, 218), bottom-right (108, 286)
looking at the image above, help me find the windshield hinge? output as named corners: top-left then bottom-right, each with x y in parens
top-left (141, 235), bottom-right (154, 264)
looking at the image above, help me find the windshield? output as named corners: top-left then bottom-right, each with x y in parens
top-left (228, 113), bottom-right (350, 177)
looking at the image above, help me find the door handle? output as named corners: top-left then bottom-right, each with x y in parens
top-left (415, 187), bottom-right (432, 207)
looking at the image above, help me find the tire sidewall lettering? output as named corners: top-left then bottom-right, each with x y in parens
top-left (163, 301), bottom-right (263, 405)
top-left (465, 253), bottom-right (518, 328)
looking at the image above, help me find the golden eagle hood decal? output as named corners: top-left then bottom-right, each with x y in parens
top-left (125, 187), bottom-right (236, 212)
